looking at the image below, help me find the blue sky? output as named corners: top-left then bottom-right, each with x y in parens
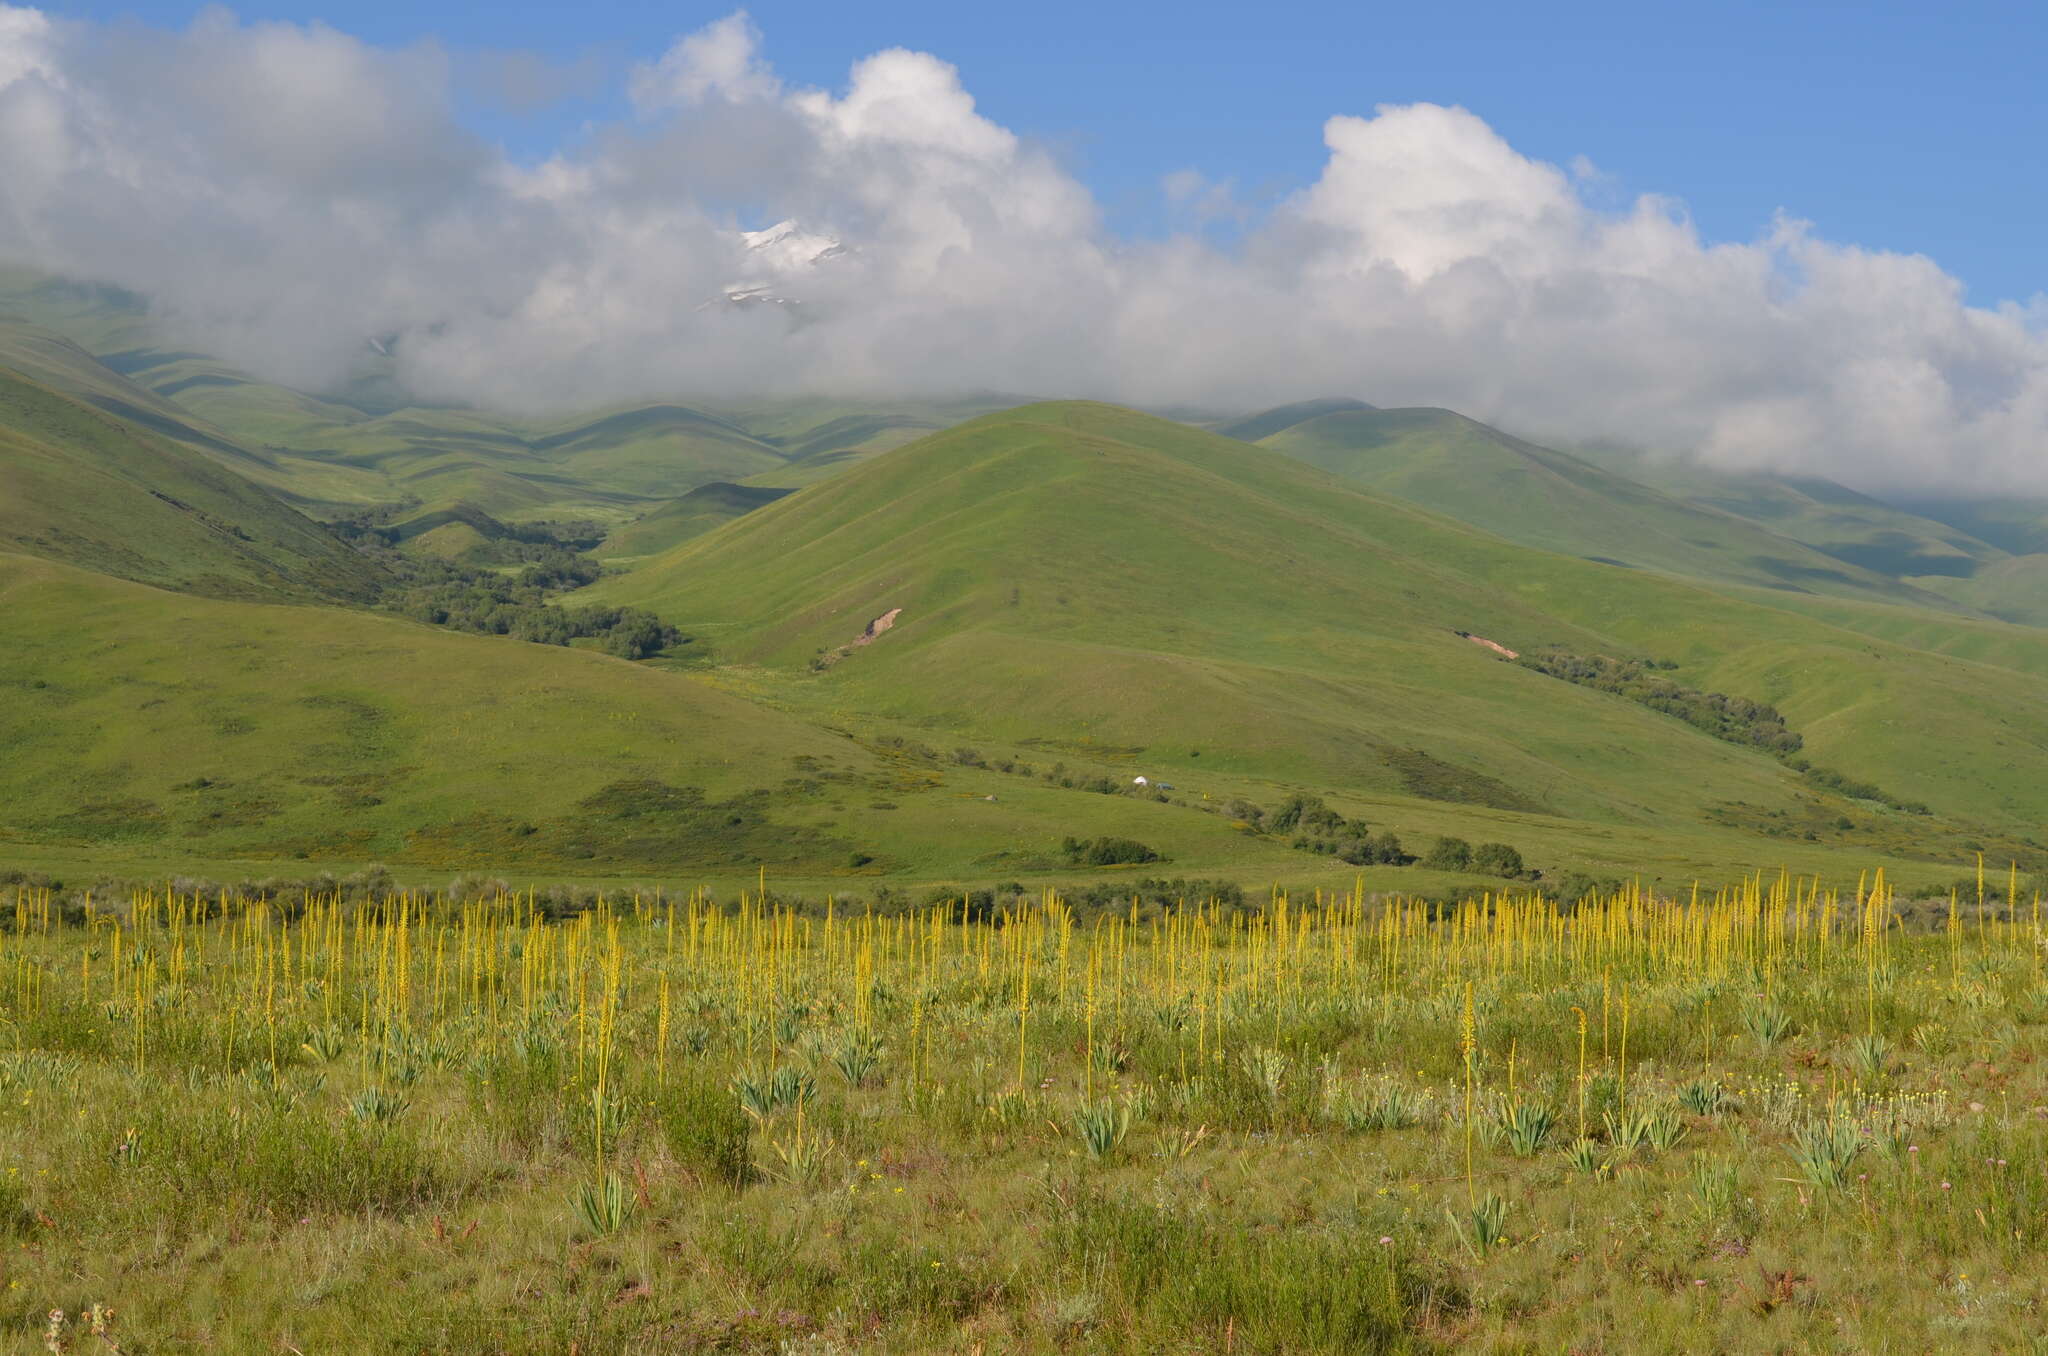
top-left (44, 0), bottom-right (2048, 305)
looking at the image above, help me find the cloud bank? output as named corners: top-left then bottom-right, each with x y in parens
top-left (0, 6), bottom-right (2044, 492)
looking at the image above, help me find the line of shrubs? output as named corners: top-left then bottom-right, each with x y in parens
top-left (1515, 649), bottom-right (1801, 755)
top-left (1216, 792), bottom-right (1531, 880)
top-left (1516, 647), bottom-right (1930, 815)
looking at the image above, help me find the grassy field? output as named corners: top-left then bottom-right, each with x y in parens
top-left (4, 872), bottom-right (2046, 1352)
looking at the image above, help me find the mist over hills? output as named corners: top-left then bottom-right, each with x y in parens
top-left (6, 8), bottom-right (2048, 502)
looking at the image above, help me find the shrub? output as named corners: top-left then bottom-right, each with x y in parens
top-left (1471, 842), bottom-right (1526, 879)
top-left (1423, 837), bottom-right (1472, 872)
top-left (1060, 836), bottom-right (1164, 867)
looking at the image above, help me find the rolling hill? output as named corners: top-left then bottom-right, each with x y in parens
top-left (587, 402), bottom-right (2048, 855)
top-left (9, 268), bottom-right (2048, 893)
top-left (0, 365), bottom-right (383, 603)
top-left (0, 549), bottom-right (1307, 880)
top-left (596, 483), bottom-right (796, 560)
top-left (585, 403), bottom-right (2048, 852)
top-left (1211, 396), bottom-right (1374, 442)
top-left (1252, 405), bottom-right (1965, 609)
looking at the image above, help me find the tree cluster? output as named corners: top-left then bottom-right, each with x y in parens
top-left (367, 547), bottom-right (682, 659)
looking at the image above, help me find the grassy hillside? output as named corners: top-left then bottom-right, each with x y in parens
top-left (0, 366), bottom-right (384, 602)
top-left (1892, 495), bottom-right (2048, 558)
top-left (5, 263), bottom-right (2046, 891)
top-left (588, 403), bottom-right (2048, 859)
top-left (1256, 406), bottom-right (1961, 608)
top-left (1912, 555), bottom-right (2048, 627)
top-left (596, 483), bottom-right (795, 560)
top-left (1567, 446), bottom-right (2003, 574)
top-left (1553, 444), bottom-right (2048, 630)
top-left (1211, 396), bottom-right (1373, 442)
top-left (0, 550), bottom-right (1330, 880)
top-left (725, 396), bottom-right (1028, 489)
top-left (0, 552), bottom-right (2006, 897)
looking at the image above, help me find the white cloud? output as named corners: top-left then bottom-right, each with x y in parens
top-left (629, 10), bottom-right (778, 110)
top-left (0, 4), bottom-right (2043, 494)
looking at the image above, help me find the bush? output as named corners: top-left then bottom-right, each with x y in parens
top-left (1269, 794), bottom-right (1345, 835)
top-left (1335, 832), bottom-right (1411, 866)
top-left (1471, 842), bottom-right (1526, 879)
top-left (1423, 836), bottom-right (1472, 872)
top-left (1061, 836), bottom-right (1164, 867)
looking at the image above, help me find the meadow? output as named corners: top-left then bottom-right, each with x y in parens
top-left (6, 869), bottom-right (2047, 1353)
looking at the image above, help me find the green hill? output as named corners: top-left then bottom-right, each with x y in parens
top-left (1255, 406), bottom-right (1960, 608)
top-left (726, 396), bottom-right (1027, 489)
top-left (1910, 555), bottom-right (2048, 627)
top-left (1212, 397), bottom-right (1374, 442)
top-left (1890, 496), bottom-right (2048, 558)
top-left (9, 261), bottom-right (2048, 891)
top-left (1563, 447), bottom-right (2005, 577)
top-left (588, 402), bottom-right (2048, 856)
top-left (1553, 445), bottom-right (2048, 628)
top-left (596, 482), bottom-right (795, 560)
top-left (0, 279), bottom-right (1032, 528)
top-left (0, 366), bottom-right (383, 602)
top-left (0, 550), bottom-right (1314, 879)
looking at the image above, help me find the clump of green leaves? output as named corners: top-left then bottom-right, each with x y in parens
top-left (1074, 1100), bottom-right (1135, 1160)
top-left (1489, 1101), bottom-right (1557, 1156)
top-left (1790, 1121), bottom-right (1862, 1191)
top-left (572, 1171), bottom-right (634, 1237)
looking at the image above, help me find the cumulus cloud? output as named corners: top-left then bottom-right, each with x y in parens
top-left (0, 4), bottom-right (2043, 493)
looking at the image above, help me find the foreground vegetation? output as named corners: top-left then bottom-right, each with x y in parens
top-left (5, 867), bottom-right (2047, 1352)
